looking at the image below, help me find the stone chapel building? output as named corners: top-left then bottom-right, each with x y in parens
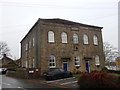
top-left (20, 18), bottom-right (105, 75)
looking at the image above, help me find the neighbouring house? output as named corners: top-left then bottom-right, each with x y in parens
top-left (20, 18), bottom-right (105, 76)
top-left (0, 54), bottom-right (18, 68)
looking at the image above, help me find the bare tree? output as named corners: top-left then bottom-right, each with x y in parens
top-left (0, 41), bottom-right (11, 59)
top-left (103, 42), bottom-right (118, 69)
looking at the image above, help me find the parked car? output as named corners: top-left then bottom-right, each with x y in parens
top-left (0, 68), bottom-right (7, 74)
top-left (43, 68), bottom-right (73, 80)
top-left (7, 68), bottom-right (16, 71)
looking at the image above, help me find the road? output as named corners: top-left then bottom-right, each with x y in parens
top-left (1, 75), bottom-right (73, 90)
top-left (44, 77), bottom-right (78, 88)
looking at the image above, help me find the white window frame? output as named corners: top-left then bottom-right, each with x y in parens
top-left (73, 33), bottom-right (79, 44)
top-left (48, 31), bottom-right (55, 43)
top-left (83, 34), bottom-right (89, 44)
top-left (93, 35), bottom-right (98, 45)
top-left (95, 55), bottom-right (100, 66)
top-left (74, 56), bottom-right (80, 67)
top-left (61, 32), bottom-right (68, 43)
top-left (49, 55), bottom-right (56, 68)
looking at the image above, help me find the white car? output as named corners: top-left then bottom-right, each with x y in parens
top-left (0, 68), bottom-right (7, 74)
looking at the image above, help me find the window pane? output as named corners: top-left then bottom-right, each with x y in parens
top-left (49, 63), bottom-right (52, 66)
top-left (26, 43), bottom-right (28, 50)
top-left (33, 38), bottom-right (35, 46)
top-left (26, 61), bottom-right (28, 68)
top-left (33, 58), bottom-right (35, 68)
top-left (48, 31), bottom-right (55, 43)
top-left (53, 63), bottom-right (55, 66)
top-left (61, 32), bottom-right (67, 43)
top-left (95, 55), bottom-right (100, 65)
top-left (74, 56), bottom-right (80, 66)
top-left (83, 34), bottom-right (89, 44)
top-left (49, 56), bottom-right (56, 68)
top-left (93, 35), bottom-right (98, 45)
top-left (73, 33), bottom-right (78, 44)
top-left (29, 41), bottom-right (31, 49)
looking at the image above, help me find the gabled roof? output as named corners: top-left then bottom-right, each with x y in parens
top-left (39, 18), bottom-right (103, 29)
top-left (20, 18), bottom-right (103, 43)
top-left (0, 54), bottom-right (14, 63)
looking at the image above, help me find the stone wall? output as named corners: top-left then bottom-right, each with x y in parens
top-left (6, 68), bottom-right (41, 79)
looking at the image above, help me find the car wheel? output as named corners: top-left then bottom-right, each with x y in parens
top-left (69, 73), bottom-right (73, 77)
top-left (46, 77), bottom-right (52, 81)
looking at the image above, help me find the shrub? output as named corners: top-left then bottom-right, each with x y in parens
top-left (78, 72), bottom-right (120, 89)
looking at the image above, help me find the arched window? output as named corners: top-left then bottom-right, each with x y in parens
top-left (48, 31), bottom-right (55, 43)
top-left (61, 32), bottom-right (68, 43)
top-left (83, 34), bottom-right (89, 44)
top-left (73, 33), bottom-right (78, 44)
top-left (74, 56), bottom-right (80, 67)
top-left (93, 35), bottom-right (98, 45)
top-left (95, 55), bottom-right (100, 66)
top-left (49, 55), bottom-right (56, 68)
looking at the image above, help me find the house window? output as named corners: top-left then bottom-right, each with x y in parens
top-left (49, 56), bottom-right (56, 68)
top-left (93, 35), bottom-right (98, 45)
top-left (83, 34), bottom-right (89, 44)
top-left (74, 56), bottom-right (80, 67)
top-left (73, 33), bottom-right (78, 44)
top-left (25, 43), bottom-right (28, 51)
top-left (33, 38), bottom-right (35, 46)
top-left (29, 41), bottom-right (31, 49)
top-left (48, 31), bottom-right (55, 43)
top-left (95, 55), bottom-right (100, 66)
top-left (29, 59), bottom-right (31, 68)
top-left (25, 60), bottom-right (28, 68)
top-left (61, 32), bottom-right (68, 43)
top-left (33, 58), bottom-right (35, 68)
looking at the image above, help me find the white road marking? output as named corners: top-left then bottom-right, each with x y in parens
top-left (60, 81), bottom-right (77, 85)
top-left (17, 86), bottom-right (27, 90)
top-left (45, 77), bottom-right (76, 83)
top-left (17, 86), bottom-right (22, 88)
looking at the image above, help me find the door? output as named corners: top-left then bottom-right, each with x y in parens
top-left (85, 61), bottom-right (90, 72)
top-left (63, 62), bottom-right (68, 71)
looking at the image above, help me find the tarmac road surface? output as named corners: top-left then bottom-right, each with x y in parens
top-left (1, 75), bottom-right (75, 90)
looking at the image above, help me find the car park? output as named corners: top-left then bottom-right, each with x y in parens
top-left (43, 68), bottom-right (73, 80)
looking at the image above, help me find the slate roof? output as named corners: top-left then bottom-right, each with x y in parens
top-left (39, 18), bottom-right (103, 29)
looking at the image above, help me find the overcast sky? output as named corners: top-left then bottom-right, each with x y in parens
top-left (0, 0), bottom-right (119, 59)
